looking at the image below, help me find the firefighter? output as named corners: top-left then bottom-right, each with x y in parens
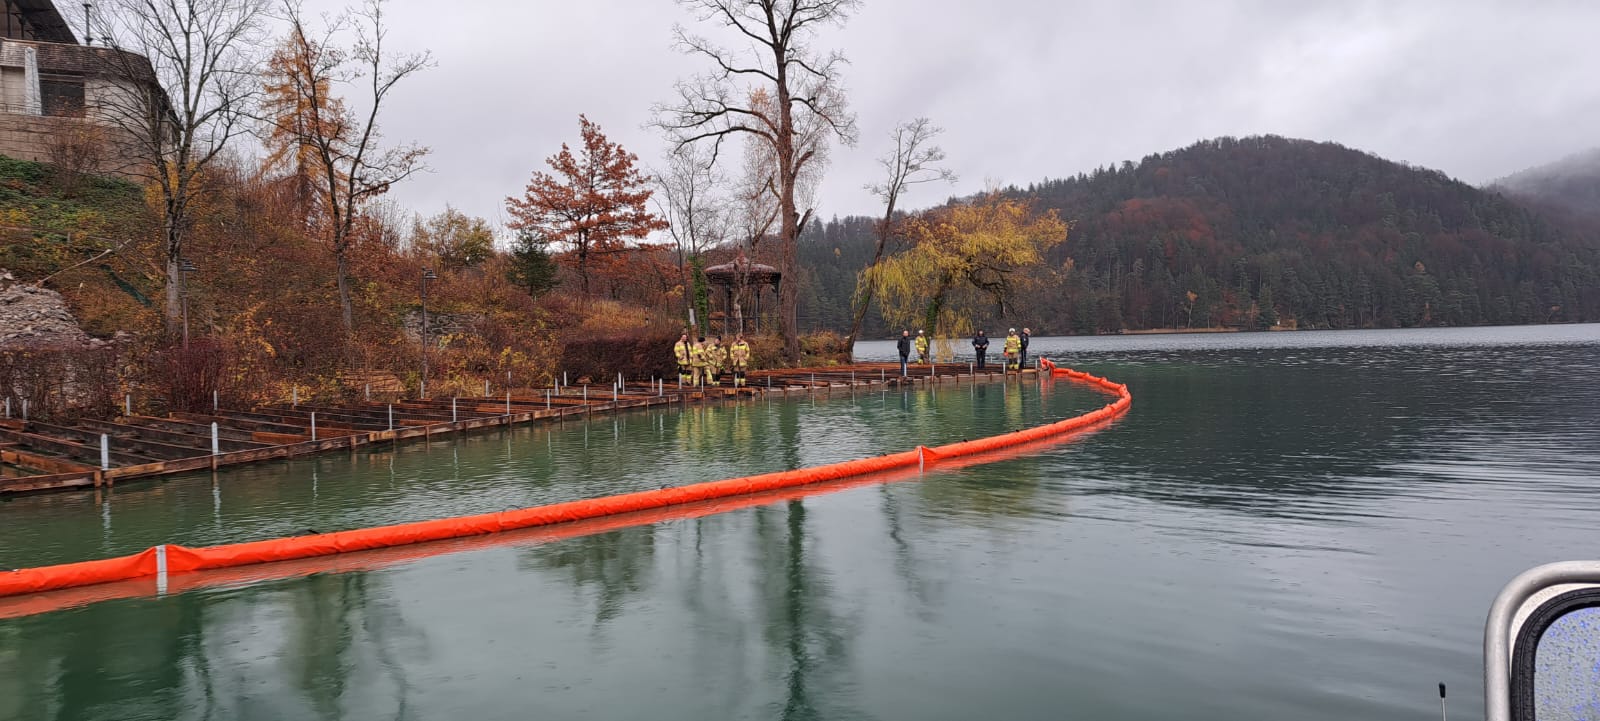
top-left (1004, 328), bottom-right (1022, 371)
top-left (914, 329), bottom-right (930, 364)
top-left (690, 337), bottom-right (709, 386)
top-left (730, 334), bottom-right (751, 387)
top-left (673, 333), bottom-right (692, 386)
top-left (710, 335), bottom-right (729, 386)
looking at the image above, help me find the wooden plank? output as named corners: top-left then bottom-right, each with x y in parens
top-left (1, 448), bottom-right (96, 474)
top-left (26, 421), bottom-right (208, 462)
top-left (77, 419), bottom-right (269, 452)
top-left (0, 471), bottom-right (97, 494)
top-left (171, 411), bottom-right (308, 435)
top-left (0, 428), bottom-right (153, 466)
top-left (124, 415), bottom-right (260, 443)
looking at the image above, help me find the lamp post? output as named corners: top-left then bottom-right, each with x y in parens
top-left (179, 258), bottom-right (198, 350)
top-left (420, 268), bottom-right (437, 399)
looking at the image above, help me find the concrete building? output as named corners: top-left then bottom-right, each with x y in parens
top-left (0, 0), bottom-right (161, 175)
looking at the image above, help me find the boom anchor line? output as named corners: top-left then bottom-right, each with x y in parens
top-left (0, 360), bottom-right (1127, 607)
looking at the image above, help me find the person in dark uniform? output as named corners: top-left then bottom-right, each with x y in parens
top-left (1020, 327), bottom-right (1031, 369)
top-left (896, 330), bottom-right (912, 376)
top-left (972, 330), bottom-right (990, 370)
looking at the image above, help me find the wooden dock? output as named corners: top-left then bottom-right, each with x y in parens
top-left (0, 362), bottom-right (1029, 495)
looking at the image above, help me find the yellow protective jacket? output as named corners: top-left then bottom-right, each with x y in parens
top-left (914, 335), bottom-right (929, 355)
top-left (1004, 334), bottom-right (1021, 356)
top-left (730, 341), bottom-right (750, 366)
top-left (690, 343), bottom-right (707, 367)
top-left (674, 340), bottom-right (691, 365)
top-left (711, 344), bottom-right (728, 369)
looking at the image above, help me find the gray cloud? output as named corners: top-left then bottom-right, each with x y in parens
top-left (300, 0), bottom-right (1600, 228)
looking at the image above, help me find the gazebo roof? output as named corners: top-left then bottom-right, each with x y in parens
top-left (704, 256), bottom-right (780, 285)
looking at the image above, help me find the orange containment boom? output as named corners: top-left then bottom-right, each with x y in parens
top-left (0, 362), bottom-right (1130, 603)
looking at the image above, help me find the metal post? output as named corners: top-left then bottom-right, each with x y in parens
top-left (506, 391), bottom-right (511, 415)
top-left (452, 397), bottom-right (458, 423)
top-left (292, 386), bottom-right (298, 406)
top-left (213, 389), bottom-right (218, 411)
top-left (613, 386), bottom-right (618, 402)
top-left (583, 386), bottom-right (588, 403)
top-left (100, 434), bottom-right (109, 470)
top-left (310, 412), bottom-right (317, 441)
top-left (388, 404), bottom-right (394, 431)
top-left (21, 399), bottom-right (27, 420)
top-left (484, 379), bottom-right (490, 397)
top-left (563, 371), bottom-right (568, 386)
top-left (365, 383), bottom-right (371, 401)
top-left (546, 390), bottom-right (551, 409)
top-left (125, 394), bottom-right (131, 416)
top-left (211, 422), bottom-right (219, 455)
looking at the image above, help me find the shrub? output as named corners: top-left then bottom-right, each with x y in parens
top-left (559, 328), bottom-right (680, 384)
top-left (0, 346), bottom-right (120, 421)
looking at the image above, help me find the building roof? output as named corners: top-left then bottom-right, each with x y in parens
top-left (7, 0), bottom-right (80, 44)
top-left (704, 256), bottom-right (781, 286)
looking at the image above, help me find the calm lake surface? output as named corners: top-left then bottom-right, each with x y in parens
top-left (2, 324), bottom-right (1597, 721)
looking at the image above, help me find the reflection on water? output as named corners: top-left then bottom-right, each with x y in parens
top-left (1, 324), bottom-right (1598, 721)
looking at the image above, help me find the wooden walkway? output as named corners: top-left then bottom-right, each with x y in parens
top-left (0, 362), bottom-right (1029, 495)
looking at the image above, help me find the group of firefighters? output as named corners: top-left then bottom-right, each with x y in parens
top-left (673, 333), bottom-right (753, 387)
top-left (675, 327), bottom-right (1035, 387)
top-left (896, 327), bottom-right (1032, 374)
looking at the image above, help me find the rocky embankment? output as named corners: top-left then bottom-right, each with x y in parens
top-left (0, 270), bottom-right (95, 350)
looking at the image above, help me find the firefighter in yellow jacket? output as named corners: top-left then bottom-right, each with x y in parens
top-left (673, 333), bottom-right (692, 386)
top-left (914, 329), bottom-right (930, 364)
top-left (1003, 328), bottom-right (1023, 371)
top-left (730, 334), bottom-right (751, 387)
top-left (690, 337), bottom-right (709, 386)
top-left (709, 336), bottom-right (729, 386)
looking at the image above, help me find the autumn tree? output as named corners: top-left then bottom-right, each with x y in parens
top-left (866, 195), bottom-right (1068, 342)
top-left (654, 144), bottom-right (727, 331)
top-left (658, 0), bottom-right (860, 363)
top-left (411, 207), bottom-right (494, 270)
top-left (263, 0), bottom-right (431, 331)
top-left (506, 115), bottom-right (667, 296)
top-left (847, 118), bottom-right (955, 352)
top-left (93, 0), bottom-right (268, 333)
top-left (260, 29), bottom-right (348, 222)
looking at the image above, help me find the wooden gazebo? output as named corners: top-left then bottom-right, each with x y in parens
top-left (703, 255), bottom-right (780, 336)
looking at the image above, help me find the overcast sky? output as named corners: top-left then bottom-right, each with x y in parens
top-left (296, 0), bottom-right (1600, 231)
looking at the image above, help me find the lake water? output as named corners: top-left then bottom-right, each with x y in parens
top-left (2, 324), bottom-right (1597, 720)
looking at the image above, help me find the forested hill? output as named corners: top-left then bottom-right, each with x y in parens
top-left (799, 135), bottom-right (1600, 336)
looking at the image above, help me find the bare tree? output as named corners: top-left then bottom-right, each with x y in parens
top-left (266, 0), bottom-right (430, 331)
top-left (654, 145), bottom-right (728, 333)
top-left (657, 0), bottom-right (859, 363)
top-left (846, 118), bottom-right (955, 352)
top-left (93, 0), bottom-right (268, 333)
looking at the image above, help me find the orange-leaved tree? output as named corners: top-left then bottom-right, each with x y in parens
top-left (506, 115), bottom-right (668, 297)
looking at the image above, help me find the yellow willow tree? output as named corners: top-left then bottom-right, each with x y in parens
top-left (866, 195), bottom-right (1068, 354)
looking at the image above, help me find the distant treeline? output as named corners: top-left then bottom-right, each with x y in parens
top-left (800, 136), bottom-right (1600, 336)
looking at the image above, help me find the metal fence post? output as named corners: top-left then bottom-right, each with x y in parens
top-left (311, 412), bottom-right (317, 441)
top-left (388, 404), bottom-right (394, 430)
top-left (211, 422), bottom-right (219, 455)
top-left (452, 397), bottom-right (458, 423)
top-left (100, 434), bottom-right (110, 470)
